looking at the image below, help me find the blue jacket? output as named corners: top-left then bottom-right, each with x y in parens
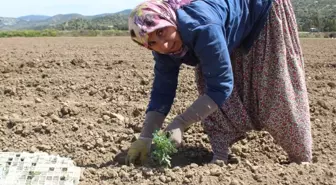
top-left (147, 0), bottom-right (274, 115)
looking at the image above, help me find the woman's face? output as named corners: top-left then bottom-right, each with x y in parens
top-left (147, 26), bottom-right (183, 54)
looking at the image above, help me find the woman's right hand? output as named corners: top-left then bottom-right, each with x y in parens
top-left (125, 137), bottom-right (152, 165)
top-left (125, 111), bottom-right (165, 165)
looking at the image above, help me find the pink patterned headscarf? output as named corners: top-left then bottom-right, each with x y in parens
top-left (128, 0), bottom-right (191, 56)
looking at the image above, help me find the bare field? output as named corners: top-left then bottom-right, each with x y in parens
top-left (0, 37), bottom-right (335, 185)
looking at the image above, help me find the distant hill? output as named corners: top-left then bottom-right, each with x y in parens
top-left (18, 15), bottom-right (51, 22)
top-left (114, 9), bottom-right (132, 15)
top-left (0, 10), bottom-right (131, 31)
top-left (0, 13), bottom-right (85, 30)
top-left (0, 17), bottom-right (21, 27)
top-left (47, 14), bottom-right (84, 23)
top-left (51, 10), bottom-right (132, 30)
top-left (51, 13), bottom-right (129, 30)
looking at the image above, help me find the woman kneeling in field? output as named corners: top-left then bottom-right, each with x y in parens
top-left (126, 0), bottom-right (313, 164)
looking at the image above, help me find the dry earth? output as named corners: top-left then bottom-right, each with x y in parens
top-left (0, 37), bottom-right (335, 185)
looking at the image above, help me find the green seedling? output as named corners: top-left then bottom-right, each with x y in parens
top-left (151, 130), bottom-right (178, 167)
top-left (28, 171), bottom-right (41, 176)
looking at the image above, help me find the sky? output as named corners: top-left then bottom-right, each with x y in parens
top-left (0, 0), bottom-right (145, 18)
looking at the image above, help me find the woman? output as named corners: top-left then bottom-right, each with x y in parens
top-left (126, 0), bottom-right (312, 165)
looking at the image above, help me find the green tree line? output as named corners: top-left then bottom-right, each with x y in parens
top-left (293, 0), bottom-right (336, 31)
top-left (52, 14), bottom-right (128, 31)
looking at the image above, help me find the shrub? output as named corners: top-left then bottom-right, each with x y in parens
top-left (151, 130), bottom-right (178, 167)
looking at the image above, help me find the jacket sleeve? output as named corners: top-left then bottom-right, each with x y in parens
top-left (192, 23), bottom-right (234, 107)
top-left (146, 52), bottom-right (181, 116)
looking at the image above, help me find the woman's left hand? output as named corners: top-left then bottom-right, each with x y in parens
top-left (165, 95), bottom-right (219, 146)
top-left (164, 115), bottom-right (188, 147)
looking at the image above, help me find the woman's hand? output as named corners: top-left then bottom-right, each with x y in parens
top-left (165, 95), bottom-right (219, 146)
top-left (125, 111), bottom-right (165, 165)
top-left (164, 115), bottom-right (189, 147)
top-left (125, 137), bottom-right (152, 165)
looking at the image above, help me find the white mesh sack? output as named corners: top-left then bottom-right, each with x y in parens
top-left (0, 152), bottom-right (81, 185)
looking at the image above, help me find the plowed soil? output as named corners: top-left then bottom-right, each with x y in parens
top-left (0, 37), bottom-right (335, 185)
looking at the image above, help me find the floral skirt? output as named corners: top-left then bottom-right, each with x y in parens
top-left (195, 0), bottom-right (312, 162)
